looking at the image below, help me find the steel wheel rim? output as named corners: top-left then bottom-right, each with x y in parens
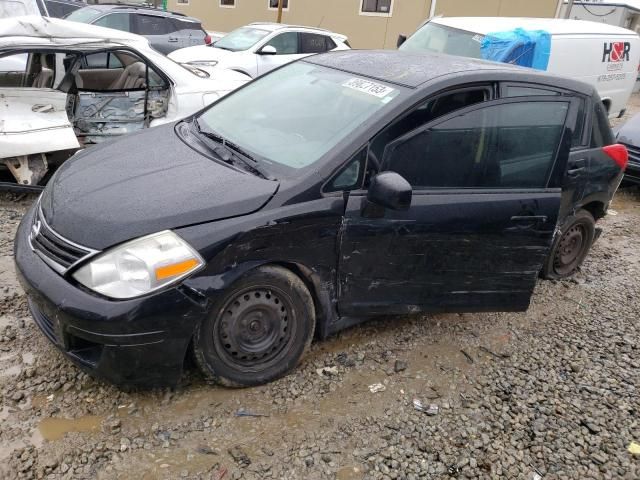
top-left (553, 224), bottom-right (586, 275)
top-left (215, 286), bottom-right (295, 370)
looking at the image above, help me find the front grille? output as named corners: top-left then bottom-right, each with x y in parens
top-left (29, 206), bottom-right (98, 275)
top-left (28, 299), bottom-right (58, 345)
top-left (622, 143), bottom-right (640, 162)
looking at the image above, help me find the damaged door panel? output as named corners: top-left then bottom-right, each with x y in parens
top-left (338, 191), bottom-right (561, 316)
top-left (73, 89), bottom-right (169, 144)
top-left (0, 88), bottom-right (79, 185)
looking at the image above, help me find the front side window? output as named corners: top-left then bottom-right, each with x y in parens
top-left (94, 13), bottom-right (131, 32)
top-left (361, 0), bottom-right (392, 15)
top-left (399, 23), bottom-right (483, 59)
top-left (65, 6), bottom-right (103, 23)
top-left (84, 52), bottom-right (123, 69)
top-left (264, 32), bottom-right (298, 54)
top-left (384, 101), bottom-right (569, 189)
top-left (215, 27), bottom-right (271, 51)
top-left (198, 63), bottom-right (404, 174)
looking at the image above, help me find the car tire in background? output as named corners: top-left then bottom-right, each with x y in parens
top-left (541, 209), bottom-right (596, 280)
top-left (193, 265), bottom-right (315, 387)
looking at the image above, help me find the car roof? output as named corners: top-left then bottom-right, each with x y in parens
top-left (432, 16), bottom-right (639, 36)
top-left (78, 4), bottom-right (201, 23)
top-left (247, 22), bottom-right (346, 38)
top-left (0, 15), bottom-right (146, 46)
top-left (305, 50), bottom-right (595, 94)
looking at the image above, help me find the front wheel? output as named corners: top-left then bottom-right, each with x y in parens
top-left (193, 265), bottom-right (315, 387)
top-left (541, 210), bottom-right (596, 280)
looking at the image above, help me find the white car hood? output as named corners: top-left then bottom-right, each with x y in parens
top-left (0, 88), bottom-right (79, 160)
top-left (169, 45), bottom-right (238, 64)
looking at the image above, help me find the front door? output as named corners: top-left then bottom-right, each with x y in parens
top-left (338, 97), bottom-right (575, 316)
top-left (256, 32), bottom-right (304, 76)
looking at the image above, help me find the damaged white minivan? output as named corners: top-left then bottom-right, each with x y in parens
top-left (0, 16), bottom-right (250, 190)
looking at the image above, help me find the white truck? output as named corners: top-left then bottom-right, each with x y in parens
top-left (398, 17), bottom-right (640, 118)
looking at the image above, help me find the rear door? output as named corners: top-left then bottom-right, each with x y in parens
top-left (338, 95), bottom-right (576, 316)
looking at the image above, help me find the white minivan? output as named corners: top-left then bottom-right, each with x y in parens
top-left (398, 17), bottom-right (640, 118)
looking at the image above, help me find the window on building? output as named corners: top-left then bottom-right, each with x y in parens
top-left (220, 0), bottom-right (235, 7)
top-left (361, 0), bottom-right (392, 15)
top-left (268, 0), bottom-right (289, 10)
top-left (383, 101), bottom-right (569, 189)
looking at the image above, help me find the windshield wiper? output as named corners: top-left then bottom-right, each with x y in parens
top-left (193, 119), bottom-right (274, 180)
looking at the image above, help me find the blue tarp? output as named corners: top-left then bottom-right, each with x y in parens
top-left (480, 28), bottom-right (551, 71)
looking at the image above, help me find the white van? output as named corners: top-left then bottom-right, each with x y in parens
top-left (398, 17), bottom-right (640, 118)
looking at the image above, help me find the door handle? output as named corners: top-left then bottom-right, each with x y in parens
top-left (168, 37), bottom-right (179, 42)
top-left (510, 215), bottom-right (548, 223)
top-left (567, 158), bottom-right (587, 177)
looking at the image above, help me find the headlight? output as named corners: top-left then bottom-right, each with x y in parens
top-left (187, 60), bottom-right (218, 67)
top-left (73, 231), bottom-right (204, 299)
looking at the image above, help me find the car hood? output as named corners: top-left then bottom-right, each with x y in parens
top-left (40, 123), bottom-right (279, 251)
top-left (615, 112), bottom-right (640, 146)
top-left (169, 44), bottom-right (238, 64)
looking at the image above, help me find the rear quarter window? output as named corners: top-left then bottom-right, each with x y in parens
top-left (591, 101), bottom-right (614, 147)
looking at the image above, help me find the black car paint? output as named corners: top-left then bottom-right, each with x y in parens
top-left (15, 51), bottom-right (624, 387)
top-left (615, 112), bottom-right (640, 184)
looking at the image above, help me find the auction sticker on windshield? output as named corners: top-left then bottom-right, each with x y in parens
top-left (343, 78), bottom-right (395, 98)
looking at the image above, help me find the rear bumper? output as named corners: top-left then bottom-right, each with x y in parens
top-left (14, 206), bottom-right (208, 388)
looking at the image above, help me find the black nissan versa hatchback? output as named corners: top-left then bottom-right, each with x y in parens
top-left (15, 51), bottom-right (628, 388)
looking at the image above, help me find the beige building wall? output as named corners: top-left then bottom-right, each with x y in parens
top-left (168, 0), bottom-right (560, 49)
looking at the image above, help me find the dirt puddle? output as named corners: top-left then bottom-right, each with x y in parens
top-left (35, 415), bottom-right (104, 442)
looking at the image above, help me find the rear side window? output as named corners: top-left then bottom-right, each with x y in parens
top-left (384, 101), bottom-right (569, 189)
top-left (84, 52), bottom-right (123, 69)
top-left (591, 101), bottom-right (614, 147)
top-left (299, 33), bottom-right (332, 54)
top-left (94, 13), bottom-right (131, 32)
top-left (135, 14), bottom-right (170, 35)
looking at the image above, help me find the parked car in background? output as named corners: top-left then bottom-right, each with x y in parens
top-left (614, 113), bottom-right (640, 184)
top-left (0, 15), bottom-right (249, 190)
top-left (44, 0), bottom-right (83, 18)
top-left (169, 22), bottom-right (349, 78)
top-left (398, 17), bottom-right (640, 118)
top-left (65, 4), bottom-right (211, 54)
top-left (0, 0), bottom-right (47, 17)
top-left (15, 51), bottom-right (628, 388)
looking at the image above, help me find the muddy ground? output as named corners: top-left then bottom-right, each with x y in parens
top-left (0, 144), bottom-right (639, 479)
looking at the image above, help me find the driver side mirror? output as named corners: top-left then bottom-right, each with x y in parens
top-left (259, 45), bottom-right (277, 55)
top-left (397, 34), bottom-right (407, 48)
top-left (367, 171), bottom-right (412, 211)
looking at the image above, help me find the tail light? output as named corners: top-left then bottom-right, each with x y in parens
top-left (603, 144), bottom-right (628, 170)
top-left (204, 34), bottom-right (212, 45)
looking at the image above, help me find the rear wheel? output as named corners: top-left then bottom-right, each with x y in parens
top-left (542, 210), bottom-right (596, 279)
top-left (193, 265), bottom-right (315, 387)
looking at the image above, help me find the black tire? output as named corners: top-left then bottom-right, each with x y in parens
top-left (193, 265), bottom-right (315, 387)
top-left (541, 210), bottom-right (596, 280)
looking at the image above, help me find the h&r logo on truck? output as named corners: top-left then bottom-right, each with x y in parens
top-left (602, 42), bottom-right (631, 62)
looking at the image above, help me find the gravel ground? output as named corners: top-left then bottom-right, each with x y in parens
top-left (0, 126), bottom-right (639, 479)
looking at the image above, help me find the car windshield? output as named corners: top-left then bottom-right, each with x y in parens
top-left (65, 6), bottom-right (103, 23)
top-left (400, 22), bottom-right (483, 59)
top-left (198, 62), bottom-right (403, 173)
top-left (214, 26), bottom-right (271, 52)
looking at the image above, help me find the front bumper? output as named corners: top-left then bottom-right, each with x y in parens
top-left (625, 160), bottom-right (640, 184)
top-left (14, 206), bottom-right (208, 388)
